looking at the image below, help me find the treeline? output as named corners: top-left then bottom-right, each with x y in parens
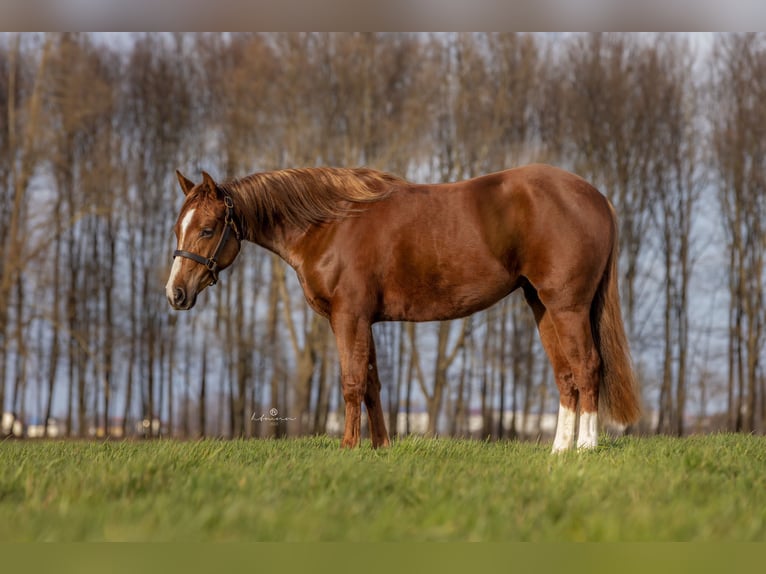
top-left (1, 32), bottom-right (764, 439)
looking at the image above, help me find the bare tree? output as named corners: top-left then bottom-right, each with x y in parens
top-left (711, 33), bottom-right (766, 433)
top-left (1, 35), bottom-right (52, 432)
top-left (647, 36), bottom-right (704, 436)
top-left (561, 33), bottom-right (657, 339)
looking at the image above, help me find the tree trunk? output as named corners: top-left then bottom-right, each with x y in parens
top-left (495, 303), bottom-right (507, 439)
top-left (199, 343), bottom-right (207, 438)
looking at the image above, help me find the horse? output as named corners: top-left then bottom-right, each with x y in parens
top-left (165, 164), bottom-right (640, 452)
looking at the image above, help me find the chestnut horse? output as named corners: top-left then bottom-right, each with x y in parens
top-left (166, 164), bottom-right (640, 452)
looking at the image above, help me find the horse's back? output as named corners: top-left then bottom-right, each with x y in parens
top-left (405, 164), bottom-right (614, 272)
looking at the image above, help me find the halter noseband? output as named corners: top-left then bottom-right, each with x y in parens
top-left (173, 193), bottom-right (240, 286)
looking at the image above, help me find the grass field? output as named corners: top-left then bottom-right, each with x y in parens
top-left (1, 434), bottom-right (765, 541)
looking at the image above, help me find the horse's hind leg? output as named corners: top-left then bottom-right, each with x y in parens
top-left (524, 286), bottom-right (579, 452)
top-left (540, 298), bottom-right (601, 450)
top-left (364, 336), bottom-right (391, 448)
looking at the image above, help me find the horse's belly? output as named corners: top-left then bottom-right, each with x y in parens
top-left (378, 261), bottom-right (517, 322)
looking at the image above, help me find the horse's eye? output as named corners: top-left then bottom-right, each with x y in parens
top-left (200, 228), bottom-right (213, 238)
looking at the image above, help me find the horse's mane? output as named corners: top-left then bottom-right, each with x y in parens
top-left (220, 167), bottom-right (405, 237)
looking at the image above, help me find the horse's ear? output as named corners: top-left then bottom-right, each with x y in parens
top-left (176, 170), bottom-right (195, 196)
top-left (201, 171), bottom-right (217, 191)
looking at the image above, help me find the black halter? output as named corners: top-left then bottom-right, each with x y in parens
top-left (173, 193), bottom-right (240, 286)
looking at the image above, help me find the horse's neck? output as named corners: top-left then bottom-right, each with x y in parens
top-left (230, 169), bottom-right (357, 268)
top-left (227, 186), bottom-right (293, 265)
top-left (249, 220), bottom-right (303, 268)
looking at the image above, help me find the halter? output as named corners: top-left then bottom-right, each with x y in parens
top-left (173, 193), bottom-right (240, 286)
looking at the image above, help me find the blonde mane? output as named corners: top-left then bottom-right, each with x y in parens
top-left (220, 167), bottom-right (405, 238)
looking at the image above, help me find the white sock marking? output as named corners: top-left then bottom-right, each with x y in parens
top-left (577, 411), bottom-right (598, 449)
top-left (552, 404), bottom-right (576, 453)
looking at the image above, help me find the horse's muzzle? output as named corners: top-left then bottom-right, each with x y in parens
top-left (168, 286), bottom-right (197, 310)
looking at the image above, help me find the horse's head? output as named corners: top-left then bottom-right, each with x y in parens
top-left (166, 170), bottom-right (241, 310)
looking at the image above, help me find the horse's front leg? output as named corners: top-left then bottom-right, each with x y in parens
top-left (364, 336), bottom-right (391, 448)
top-left (330, 311), bottom-right (371, 448)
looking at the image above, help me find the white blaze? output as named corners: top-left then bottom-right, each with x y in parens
top-left (577, 411), bottom-right (598, 450)
top-left (165, 208), bottom-right (195, 299)
top-left (551, 404), bottom-right (577, 453)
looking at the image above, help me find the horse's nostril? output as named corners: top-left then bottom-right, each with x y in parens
top-left (173, 287), bottom-right (186, 306)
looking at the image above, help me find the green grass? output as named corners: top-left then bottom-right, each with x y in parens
top-left (1, 434), bottom-right (765, 541)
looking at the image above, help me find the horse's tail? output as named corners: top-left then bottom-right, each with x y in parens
top-left (590, 203), bottom-right (641, 426)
